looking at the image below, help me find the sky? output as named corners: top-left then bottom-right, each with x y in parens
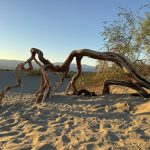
top-left (0, 0), bottom-right (149, 66)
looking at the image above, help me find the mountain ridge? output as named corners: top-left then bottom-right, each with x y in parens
top-left (0, 59), bottom-right (96, 72)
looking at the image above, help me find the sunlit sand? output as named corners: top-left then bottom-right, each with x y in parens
top-left (0, 87), bottom-right (150, 149)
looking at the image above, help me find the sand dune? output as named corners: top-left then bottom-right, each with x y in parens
top-left (0, 91), bottom-right (150, 150)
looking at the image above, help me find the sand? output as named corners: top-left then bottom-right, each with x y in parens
top-left (0, 90), bottom-right (150, 150)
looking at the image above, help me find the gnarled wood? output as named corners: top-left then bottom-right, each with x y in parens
top-left (0, 49), bottom-right (51, 103)
top-left (33, 48), bottom-right (150, 98)
top-left (102, 79), bottom-right (149, 98)
top-left (0, 48), bottom-right (150, 103)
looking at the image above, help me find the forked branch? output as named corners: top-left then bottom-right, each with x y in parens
top-left (0, 48), bottom-right (150, 103)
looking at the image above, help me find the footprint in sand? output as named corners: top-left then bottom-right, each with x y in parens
top-left (38, 135), bottom-right (46, 142)
top-left (88, 136), bottom-right (98, 142)
top-left (88, 121), bottom-right (100, 132)
top-left (52, 124), bottom-right (64, 136)
top-left (64, 120), bottom-right (74, 133)
top-left (56, 134), bottom-right (71, 148)
top-left (56, 116), bottom-right (68, 123)
top-left (11, 138), bottom-right (22, 144)
top-left (0, 118), bottom-right (15, 125)
top-left (0, 119), bottom-right (18, 132)
top-left (36, 126), bottom-right (48, 132)
top-left (38, 144), bottom-right (56, 150)
top-left (103, 123), bottom-right (112, 129)
top-left (103, 131), bottom-right (120, 143)
top-left (0, 131), bottom-right (19, 137)
top-left (61, 135), bottom-right (71, 143)
top-left (86, 144), bottom-right (100, 150)
top-left (15, 133), bottom-right (26, 139)
top-left (133, 127), bottom-right (150, 140)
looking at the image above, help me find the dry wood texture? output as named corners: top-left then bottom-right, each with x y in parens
top-left (0, 48), bottom-right (150, 103)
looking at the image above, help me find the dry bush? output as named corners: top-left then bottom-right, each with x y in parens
top-left (76, 61), bottom-right (150, 94)
top-left (136, 62), bottom-right (150, 76)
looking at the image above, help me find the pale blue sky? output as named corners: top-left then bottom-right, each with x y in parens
top-left (0, 0), bottom-right (149, 66)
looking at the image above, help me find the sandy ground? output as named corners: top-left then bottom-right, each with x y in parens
top-left (0, 70), bottom-right (70, 93)
top-left (0, 88), bottom-right (150, 150)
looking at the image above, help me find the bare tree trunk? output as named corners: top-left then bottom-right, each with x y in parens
top-left (102, 79), bottom-right (149, 98)
top-left (0, 48), bottom-right (150, 103)
top-left (65, 56), bottom-right (82, 94)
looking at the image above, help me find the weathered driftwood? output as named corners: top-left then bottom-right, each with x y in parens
top-left (0, 48), bottom-right (150, 103)
top-left (0, 49), bottom-right (51, 103)
top-left (33, 48), bottom-right (149, 97)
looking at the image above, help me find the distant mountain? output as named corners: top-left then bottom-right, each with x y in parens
top-left (53, 62), bottom-right (96, 72)
top-left (0, 59), bottom-right (96, 72)
top-left (0, 59), bottom-right (22, 70)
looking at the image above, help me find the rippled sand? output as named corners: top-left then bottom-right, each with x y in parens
top-left (0, 91), bottom-right (150, 150)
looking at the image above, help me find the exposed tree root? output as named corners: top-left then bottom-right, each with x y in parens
top-left (0, 48), bottom-right (150, 103)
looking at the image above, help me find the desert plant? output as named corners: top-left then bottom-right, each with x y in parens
top-left (26, 69), bottom-right (41, 76)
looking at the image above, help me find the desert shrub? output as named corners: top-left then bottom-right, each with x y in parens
top-left (96, 5), bottom-right (150, 86)
top-left (26, 69), bottom-right (41, 76)
top-left (136, 62), bottom-right (150, 76)
top-left (65, 71), bottom-right (76, 79)
top-left (97, 61), bottom-right (126, 80)
top-left (76, 72), bottom-right (98, 89)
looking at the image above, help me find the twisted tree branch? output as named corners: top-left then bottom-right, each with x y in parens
top-left (0, 48), bottom-right (150, 104)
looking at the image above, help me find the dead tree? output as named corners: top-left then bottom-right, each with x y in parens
top-left (0, 50), bottom-right (51, 103)
top-left (0, 48), bottom-right (150, 103)
top-left (35, 48), bottom-right (150, 97)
